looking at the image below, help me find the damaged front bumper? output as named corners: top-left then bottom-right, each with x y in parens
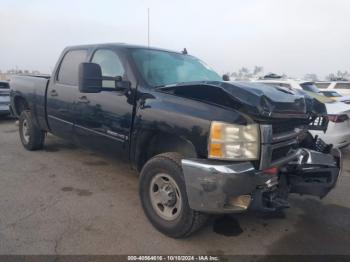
top-left (181, 148), bottom-right (342, 214)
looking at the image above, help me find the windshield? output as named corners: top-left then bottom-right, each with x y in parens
top-left (320, 91), bottom-right (342, 97)
top-left (130, 48), bottom-right (221, 87)
top-left (300, 82), bottom-right (320, 93)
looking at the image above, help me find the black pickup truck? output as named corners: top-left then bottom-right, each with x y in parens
top-left (10, 43), bottom-right (342, 238)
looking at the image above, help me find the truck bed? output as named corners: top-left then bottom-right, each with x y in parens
top-left (10, 75), bottom-right (50, 130)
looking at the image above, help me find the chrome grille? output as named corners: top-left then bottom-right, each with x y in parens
top-left (260, 124), bottom-right (305, 170)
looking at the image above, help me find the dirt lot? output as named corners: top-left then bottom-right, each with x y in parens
top-left (0, 117), bottom-right (349, 255)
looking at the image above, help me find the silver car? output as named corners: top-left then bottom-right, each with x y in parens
top-left (0, 81), bottom-right (11, 116)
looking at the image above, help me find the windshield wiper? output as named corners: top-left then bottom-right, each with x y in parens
top-left (155, 81), bottom-right (207, 90)
top-left (154, 83), bottom-right (180, 90)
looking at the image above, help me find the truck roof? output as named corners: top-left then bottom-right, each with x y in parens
top-left (65, 43), bottom-right (184, 55)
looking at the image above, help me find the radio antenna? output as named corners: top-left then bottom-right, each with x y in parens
top-left (147, 8), bottom-right (150, 47)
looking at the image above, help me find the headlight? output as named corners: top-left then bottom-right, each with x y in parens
top-left (208, 121), bottom-right (260, 160)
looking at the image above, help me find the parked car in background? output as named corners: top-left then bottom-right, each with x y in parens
top-left (254, 78), bottom-right (350, 148)
top-left (0, 80), bottom-right (11, 117)
top-left (315, 81), bottom-right (350, 96)
top-left (319, 90), bottom-right (350, 104)
top-left (9, 43), bottom-right (342, 238)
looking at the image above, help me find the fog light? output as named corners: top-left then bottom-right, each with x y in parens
top-left (229, 195), bottom-right (251, 210)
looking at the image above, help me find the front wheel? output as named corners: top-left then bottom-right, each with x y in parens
top-left (139, 152), bottom-right (208, 238)
top-left (19, 110), bottom-right (45, 150)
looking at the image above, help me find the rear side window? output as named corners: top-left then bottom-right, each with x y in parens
top-left (315, 83), bottom-right (330, 89)
top-left (57, 50), bottom-right (87, 85)
top-left (334, 83), bottom-right (350, 89)
top-left (300, 83), bottom-right (320, 93)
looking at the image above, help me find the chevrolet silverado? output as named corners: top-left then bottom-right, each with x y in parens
top-left (10, 43), bottom-right (342, 238)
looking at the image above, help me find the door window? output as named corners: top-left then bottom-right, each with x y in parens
top-left (91, 49), bottom-right (125, 88)
top-left (315, 82), bottom-right (331, 89)
top-left (57, 50), bottom-right (87, 85)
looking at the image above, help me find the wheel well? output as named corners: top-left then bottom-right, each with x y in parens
top-left (14, 96), bottom-right (29, 116)
top-left (136, 132), bottom-right (197, 171)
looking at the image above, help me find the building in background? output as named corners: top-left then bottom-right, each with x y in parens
top-left (0, 69), bottom-right (41, 81)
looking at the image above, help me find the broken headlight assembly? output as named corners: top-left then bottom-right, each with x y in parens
top-left (208, 121), bottom-right (260, 160)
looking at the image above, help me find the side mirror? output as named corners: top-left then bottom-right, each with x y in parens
top-left (115, 76), bottom-right (131, 91)
top-left (78, 63), bottom-right (102, 93)
top-left (222, 74), bottom-right (230, 81)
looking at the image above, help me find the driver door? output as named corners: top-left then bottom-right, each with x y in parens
top-left (74, 48), bottom-right (134, 159)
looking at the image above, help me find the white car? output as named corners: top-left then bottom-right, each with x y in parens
top-left (315, 81), bottom-right (350, 96)
top-left (253, 79), bottom-right (350, 148)
top-left (312, 102), bottom-right (350, 148)
top-left (319, 90), bottom-right (350, 104)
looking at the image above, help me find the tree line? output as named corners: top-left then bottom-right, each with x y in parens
top-left (226, 66), bottom-right (349, 81)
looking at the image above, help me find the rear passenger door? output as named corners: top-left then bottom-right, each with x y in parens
top-left (74, 48), bottom-right (134, 159)
top-left (47, 49), bottom-right (88, 140)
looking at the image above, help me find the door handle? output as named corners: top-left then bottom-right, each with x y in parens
top-left (78, 95), bottom-right (90, 104)
top-left (50, 89), bottom-right (58, 97)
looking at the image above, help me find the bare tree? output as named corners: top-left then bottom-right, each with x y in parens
top-left (229, 66), bottom-right (264, 80)
top-left (253, 66), bottom-right (264, 76)
top-left (326, 70), bottom-right (349, 81)
top-left (304, 73), bottom-right (319, 81)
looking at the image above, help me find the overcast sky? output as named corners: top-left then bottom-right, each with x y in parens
top-left (1, 0), bottom-right (349, 79)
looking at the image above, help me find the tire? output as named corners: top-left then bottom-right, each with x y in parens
top-left (19, 110), bottom-right (45, 151)
top-left (139, 152), bottom-right (208, 238)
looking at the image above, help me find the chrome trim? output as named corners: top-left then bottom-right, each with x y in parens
top-left (270, 149), bottom-right (303, 167)
top-left (268, 112), bottom-right (309, 119)
top-left (331, 148), bottom-right (342, 186)
top-left (271, 138), bottom-right (298, 149)
top-left (303, 149), bottom-right (337, 166)
top-left (181, 159), bottom-right (255, 175)
top-left (75, 124), bottom-right (124, 142)
top-left (265, 176), bottom-right (278, 188)
top-left (260, 125), bottom-right (273, 169)
top-left (290, 149), bottom-right (339, 167)
top-left (260, 143), bottom-right (272, 170)
top-left (272, 128), bottom-right (305, 143)
top-left (181, 159), bottom-right (258, 213)
top-left (48, 115), bottom-right (72, 125)
top-left (259, 123), bottom-right (306, 170)
top-left (260, 124), bottom-right (273, 144)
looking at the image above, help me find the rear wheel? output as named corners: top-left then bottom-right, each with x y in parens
top-left (139, 152), bottom-right (208, 238)
top-left (19, 110), bottom-right (45, 150)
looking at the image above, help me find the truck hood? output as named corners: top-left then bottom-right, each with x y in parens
top-left (156, 81), bottom-right (327, 120)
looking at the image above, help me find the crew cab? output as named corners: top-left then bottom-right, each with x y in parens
top-left (10, 44), bottom-right (342, 238)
